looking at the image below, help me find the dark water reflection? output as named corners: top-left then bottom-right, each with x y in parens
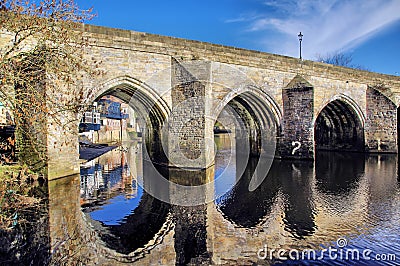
top-left (315, 152), bottom-right (365, 196)
top-left (217, 157), bottom-right (281, 228)
top-left (217, 152), bottom-right (369, 239)
top-left (77, 137), bottom-right (400, 265)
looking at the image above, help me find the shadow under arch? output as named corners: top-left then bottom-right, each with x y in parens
top-left (214, 85), bottom-right (282, 128)
top-left (214, 86), bottom-right (281, 157)
top-left (314, 95), bottom-right (365, 152)
top-left (94, 76), bottom-right (171, 165)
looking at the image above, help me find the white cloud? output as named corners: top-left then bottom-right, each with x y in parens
top-left (230, 0), bottom-right (400, 59)
top-left (224, 12), bottom-right (264, 23)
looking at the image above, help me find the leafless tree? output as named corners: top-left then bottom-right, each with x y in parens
top-left (316, 52), bottom-right (368, 71)
top-left (0, 0), bottom-right (100, 168)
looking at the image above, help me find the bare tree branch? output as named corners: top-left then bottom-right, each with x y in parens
top-left (0, 0), bottom-right (100, 168)
top-left (316, 52), bottom-right (369, 71)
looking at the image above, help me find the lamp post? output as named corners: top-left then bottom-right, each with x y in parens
top-left (298, 32), bottom-right (303, 60)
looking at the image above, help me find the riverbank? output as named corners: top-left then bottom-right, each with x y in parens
top-left (79, 143), bottom-right (118, 162)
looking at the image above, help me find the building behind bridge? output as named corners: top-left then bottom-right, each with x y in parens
top-left (79, 95), bottom-right (141, 144)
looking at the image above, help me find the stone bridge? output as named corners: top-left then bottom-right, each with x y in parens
top-left (47, 24), bottom-right (400, 179)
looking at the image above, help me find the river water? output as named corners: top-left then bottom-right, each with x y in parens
top-left (78, 135), bottom-right (400, 265)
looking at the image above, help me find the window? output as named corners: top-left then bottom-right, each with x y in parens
top-left (93, 113), bottom-right (101, 124)
top-left (83, 112), bottom-right (92, 123)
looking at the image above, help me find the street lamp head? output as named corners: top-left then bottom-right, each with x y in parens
top-left (298, 32), bottom-right (303, 42)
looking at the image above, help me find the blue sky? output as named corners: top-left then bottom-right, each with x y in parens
top-left (76, 0), bottom-right (400, 76)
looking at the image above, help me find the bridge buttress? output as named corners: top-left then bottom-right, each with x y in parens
top-left (365, 87), bottom-right (398, 153)
top-left (168, 59), bottom-right (214, 169)
top-left (279, 76), bottom-right (314, 159)
top-left (46, 110), bottom-right (80, 180)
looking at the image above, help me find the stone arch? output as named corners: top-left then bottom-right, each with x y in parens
top-left (91, 76), bottom-right (170, 164)
top-left (314, 95), bottom-right (365, 152)
top-left (213, 86), bottom-right (281, 224)
top-left (94, 76), bottom-right (170, 118)
top-left (214, 85), bottom-right (282, 126)
top-left (214, 85), bottom-right (281, 156)
top-left (314, 94), bottom-right (365, 128)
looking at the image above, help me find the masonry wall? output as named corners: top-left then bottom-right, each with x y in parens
top-left (2, 23), bottom-right (400, 179)
top-left (281, 87), bottom-right (314, 159)
top-left (169, 59), bottom-right (214, 169)
top-left (365, 87), bottom-right (398, 152)
top-left (43, 33), bottom-right (400, 176)
top-left (82, 24), bottom-right (400, 102)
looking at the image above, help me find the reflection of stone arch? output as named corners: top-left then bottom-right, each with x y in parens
top-left (314, 94), bottom-right (365, 152)
top-left (91, 193), bottom-right (171, 255)
top-left (314, 152), bottom-right (365, 197)
top-left (80, 200), bottom-right (172, 262)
